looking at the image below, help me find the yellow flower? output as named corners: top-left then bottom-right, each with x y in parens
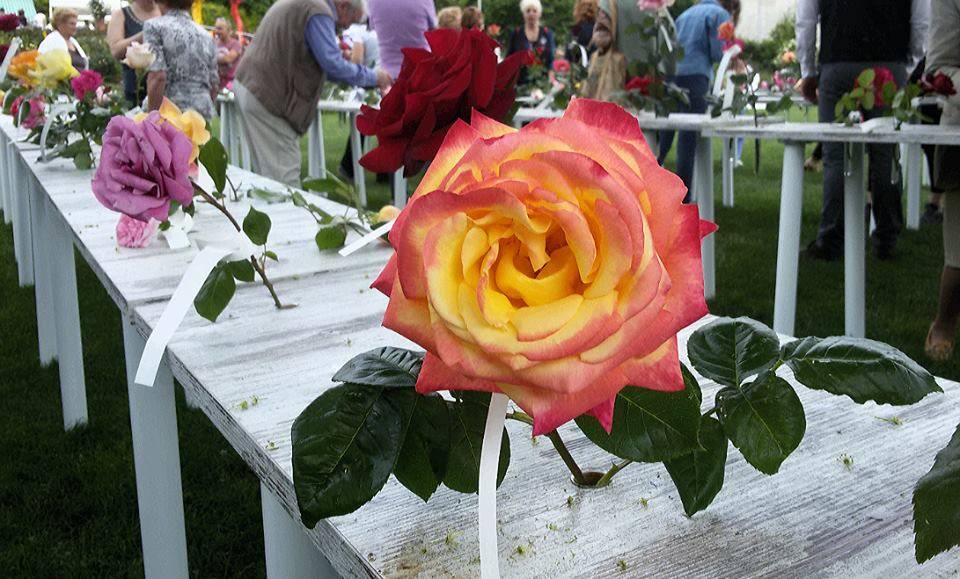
top-left (374, 204), bottom-right (401, 224)
top-left (136, 98), bottom-right (210, 163)
top-left (8, 50), bottom-right (39, 85)
top-left (29, 49), bottom-right (79, 89)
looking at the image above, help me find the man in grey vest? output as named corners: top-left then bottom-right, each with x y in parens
top-left (796, 0), bottom-right (929, 261)
top-left (235, 0), bottom-right (390, 186)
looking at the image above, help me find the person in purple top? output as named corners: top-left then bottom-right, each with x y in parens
top-left (367, 0), bottom-right (437, 79)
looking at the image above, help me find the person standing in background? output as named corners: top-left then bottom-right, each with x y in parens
top-left (571, 0), bottom-right (598, 58)
top-left (462, 6), bottom-right (484, 30)
top-left (367, 0), bottom-right (436, 80)
top-left (236, 0), bottom-right (390, 186)
top-left (38, 9), bottom-right (89, 70)
top-left (796, 0), bottom-right (929, 261)
top-left (507, 0), bottom-right (555, 85)
top-left (106, 0), bottom-right (161, 106)
top-left (437, 6), bottom-right (462, 29)
top-left (214, 17), bottom-right (243, 91)
top-left (17, 9), bottom-right (26, 27)
top-left (656, 0), bottom-right (732, 199)
top-left (924, 0), bottom-right (960, 360)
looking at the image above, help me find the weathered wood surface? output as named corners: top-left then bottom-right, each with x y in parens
top-left (0, 115), bottom-right (386, 314)
top-left (133, 266), bottom-right (960, 578)
top-left (704, 121), bottom-right (960, 145)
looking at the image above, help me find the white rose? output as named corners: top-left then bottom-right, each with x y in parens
top-left (123, 42), bottom-right (157, 71)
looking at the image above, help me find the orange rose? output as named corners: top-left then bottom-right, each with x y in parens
top-left (718, 21), bottom-right (735, 41)
top-left (8, 50), bottom-right (39, 85)
top-left (372, 99), bottom-right (715, 435)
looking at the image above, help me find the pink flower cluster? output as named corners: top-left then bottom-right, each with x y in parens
top-left (12, 95), bottom-right (46, 130)
top-left (71, 70), bottom-right (103, 101)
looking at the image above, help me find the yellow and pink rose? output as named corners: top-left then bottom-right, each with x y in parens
top-left (373, 99), bottom-right (715, 435)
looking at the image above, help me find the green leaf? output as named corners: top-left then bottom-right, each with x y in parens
top-left (681, 364), bottom-right (702, 406)
top-left (332, 347), bottom-right (424, 389)
top-left (913, 422), bottom-right (960, 563)
top-left (291, 383), bottom-right (405, 527)
top-left (857, 68), bottom-right (875, 88)
top-left (664, 417), bottom-right (728, 516)
top-left (443, 391), bottom-right (510, 493)
top-left (264, 250), bottom-right (279, 261)
top-left (193, 263), bottom-right (236, 322)
top-left (716, 371), bottom-right (806, 475)
top-left (242, 206), bottom-right (272, 246)
top-left (575, 380), bottom-right (702, 463)
top-left (226, 259), bottom-right (255, 282)
top-left (687, 317), bottom-right (781, 387)
top-left (247, 187), bottom-right (288, 204)
top-left (198, 138), bottom-right (228, 195)
top-left (290, 191), bottom-right (309, 208)
top-left (315, 224), bottom-right (347, 250)
top-left (882, 82), bottom-right (897, 106)
top-left (782, 336), bottom-right (942, 405)
top-left (393, 392), bottom-right (451, 502)
top-left (850, 86), bottom-right (866, 99)
top-left (862, 90), bottom-right (875, 110)
top-left (73, 151), bottom-right (92, 170)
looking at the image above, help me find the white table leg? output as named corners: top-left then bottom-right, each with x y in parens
top-left (721, 138), bottom-right (735, 207)
top-left (307, 115), bottom-right (322, 179)
top-left (844, 143), bottom-right (866, 338)
top-left (122, 317), bottom-right (189, 579)
top-left (11, 144), bottom-right (35, 286)
top-left (906, 142), bottom-right (921, 230)
top-left (694, 135), bottom-right (715, 300)
top-left (219, 100), bottom-right (231, 153)
top-left (0, 130), bottom-right (7, 219)
top-left (31, 182), bottom-right (57, 366)
top-left (349, 113), bottom-right (366, 207)
top-left (773, 143), bottom-right (805, 336)
top-left (261, 483), bottom-right (336, 578)
top-left (49, 215), bottom-right (87, 429)
top-left (393, 170), bottom-right (407, 208)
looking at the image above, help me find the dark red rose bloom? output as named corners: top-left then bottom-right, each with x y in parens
top-left (358, 28), bottom-right (532, 176)
top-left (553, 59), bottom-right (571, 74)
top-left (626, 75), bottom-right (654, 95)
top-left (922, 72), bottom-right (957, 96)
top-left (0, 44), bottom-right (8, 64)
top-left (0, 14), bottom-right (19, 31)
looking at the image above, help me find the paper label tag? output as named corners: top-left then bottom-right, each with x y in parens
top-left (339, 219), bottom-right (393, 257)
top-left (478, 393), bottom-right (509, 579)
top-left (162, 210), bottom-right (195, 250)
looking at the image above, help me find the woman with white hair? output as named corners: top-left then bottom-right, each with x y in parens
top-left (506, 0), bottom-right (555, 85)
top-left (38, 8), bottom-right (88, 70)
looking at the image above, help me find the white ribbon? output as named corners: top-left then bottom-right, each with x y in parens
top-left (134, 229), bottom-right (257, 387)
top-left (0, 37), bottom-right (21, 83)
top-left (479, 392), bottom-right (509, 579)
top-left (161, 210), bottom-right (194, 250)
top-left (338, 219), bottom-right (393, 257)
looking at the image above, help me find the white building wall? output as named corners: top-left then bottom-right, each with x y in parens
top-left (737, 0), bottom-right (795, 41)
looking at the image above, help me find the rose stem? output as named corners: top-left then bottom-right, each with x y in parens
top-left (507, 411), bottom-right (588, 486)
top-left (595, 459), bottom-right (632, 488)
top-left (195, 186), bottom-right (286, 310)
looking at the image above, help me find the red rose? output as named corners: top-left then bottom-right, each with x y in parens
top-left (855, 67), bottom-right (897, 107)
top-left (0, 44), bottom-right (8, 64)
top-left (922, 72), bottom-right (957, 96)
top-left (486, 24), bottom-right (501, 37)
top-left (0, 14), bottom-right (19, 32)
top-left (553, 58), bottom-right (570, 74)
top-left (358, 28), bottom-right (532, 176)
top-left (626, 75), bottom-right (654, 95)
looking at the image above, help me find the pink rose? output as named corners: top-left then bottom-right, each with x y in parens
top-left (637, 0), bottom-right (675, 9)
top-left (116, 214), bottom-right (158, 248)
top-left (21, 96), bottom-right (45, 130)
top-left (71, 69), bottom-right (103, 101)
top-left (92, 113), bottom-right (195, 222)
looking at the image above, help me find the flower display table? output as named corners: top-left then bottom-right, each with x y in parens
top-left (703, 121), bottom-right (960, 339)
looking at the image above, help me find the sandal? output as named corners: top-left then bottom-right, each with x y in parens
top-left (925, 325), bottom-right (955, 362)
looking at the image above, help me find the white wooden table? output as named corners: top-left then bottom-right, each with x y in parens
top-left (703, 121), bottom-right (960, 339)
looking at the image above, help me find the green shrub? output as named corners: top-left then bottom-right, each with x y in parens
top-left (76, 29), bottom-right (121, 86)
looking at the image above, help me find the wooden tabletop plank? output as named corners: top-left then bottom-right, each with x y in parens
top-left (704, 121), bottom-right (960, 145)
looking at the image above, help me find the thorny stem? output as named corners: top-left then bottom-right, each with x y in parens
top-left (196, 185), bottom-right (290, 310)
top-left (507, 412), bottom-right (588, 485)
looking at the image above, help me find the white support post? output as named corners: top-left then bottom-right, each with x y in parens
top-left (261, 483), bottom-right (337, 578)
top-left (307, 114), bottom-right (324, 179)
top-left (773, 143), bottom-right (806, 336)
top-left (122, 317), bottom-right (190, 579)
top-left (49, 214), bottom-right (87, 429)
top-left (694, 135), bottom-right (715, 300)
top-left (31, 182), bottom-right (57, 366)
top-left (349, 112), bottom-right (366, 207)
top-left (219, 99), bottom-right (231, 157)
top-left (906, 142), bottom-right (922, 230)
top-left (0, 130), bottom-right (7, 219)
top-left (844, 143), bottom-right (866, 338)
top-left (721, 137), bottom-right (735, 207)
top-left (11, 144), bottom-right (35, 286)
top-left (392, 170), bottom-right (407, 209)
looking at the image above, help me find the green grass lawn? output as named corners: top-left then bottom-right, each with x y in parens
top-left (1, 111), bottom-right (957, 575)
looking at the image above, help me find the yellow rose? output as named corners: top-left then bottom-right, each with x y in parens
top-left (136, 98), bottom-right (210, 163)
top-left (29, 49), bottom-right (79, 89)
